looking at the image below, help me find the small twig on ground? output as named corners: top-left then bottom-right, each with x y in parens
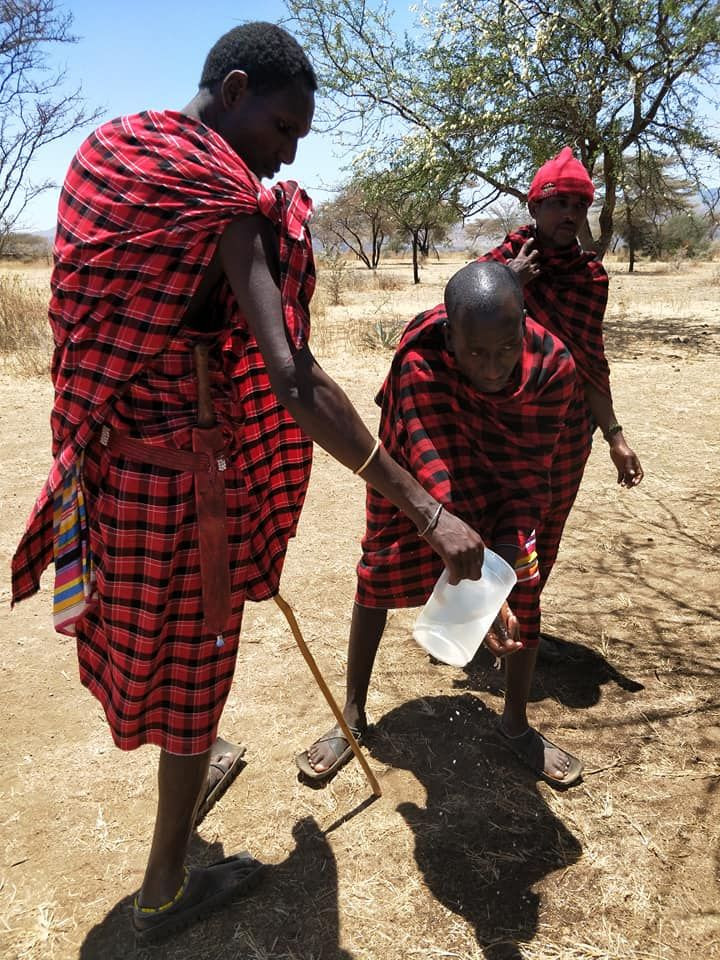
top-left (582, 758), bottom-right (625, 776)
top-left (648, 770), bottom-right (720, 781)
top-left (619, 811), bottom-right (668, 863)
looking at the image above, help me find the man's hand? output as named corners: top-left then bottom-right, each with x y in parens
top-left (424, 508), bottom-right (485, 584)
top-left (508, 238), bottom-right (541, 287)
top-left (609, 435), bottom-right (644, 487)
top-left (483, 601), bottom-right (523, 658)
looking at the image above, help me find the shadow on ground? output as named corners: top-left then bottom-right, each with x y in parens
top-left (79, 818), bottom-right (355, 960)
top-left (369, 693), bottom-right (583, 960)
top-left (452, 632), bottom-right (645, 710)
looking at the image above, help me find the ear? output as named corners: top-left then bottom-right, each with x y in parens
top-left (527, 199), bottom-right (538, 220)
top-left (443, 320), bottom-right (455, 354)
top-left (220, 70), bottom-right (250, 110)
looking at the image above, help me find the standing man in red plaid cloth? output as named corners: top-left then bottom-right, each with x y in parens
top-left (478, 148), bottom-right (644, 661)
top-left (297, 260), bottom-right (585, 789)
top-left (10, 22), bottom-right (491, 943)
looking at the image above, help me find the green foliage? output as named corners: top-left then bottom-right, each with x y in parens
top-left (286, 0), bottom-right (720, 255)
top-left (314, 176), bottom-right (388, 269)
top-left (360, 315), bottom-right (405, 350)
top-left (613, 150), bottom-right (711, 267)
top-left (357, 143), bottom-right (466, 281)
top-left (647, 212), bottom-right (711, 260)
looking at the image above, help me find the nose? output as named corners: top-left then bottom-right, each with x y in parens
top-left (483, 355), bottom-right (505, 380)
top-left (280, 138), bottom-right (298, 166)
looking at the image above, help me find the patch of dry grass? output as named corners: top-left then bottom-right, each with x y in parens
top-left (0, 270), bottom-right (52, 377)
top-left (1, 259), bottom-right (719, 960)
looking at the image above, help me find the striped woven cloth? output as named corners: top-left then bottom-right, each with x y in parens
top-left (52, 460), bottom-right (96, 635)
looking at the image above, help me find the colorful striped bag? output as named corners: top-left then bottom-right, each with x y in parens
top-left (52, 459), bottom-right (96, 635)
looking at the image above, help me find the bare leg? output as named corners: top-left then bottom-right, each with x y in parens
top-left (345, 603), bottom-right (388, 726)
top-left (139, 748), bottom-right (210, 907)
top-left (133, 746), bottom-right (264, 941)
top-left (502, 646), bottom-right (538, 735)
top-left (306, 603), bottom-right (387, 772)
top-left (501, 647), bottom-right (575, 780)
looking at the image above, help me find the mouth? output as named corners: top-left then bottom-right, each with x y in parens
top-left (476, 376), bottom-right (508, 392)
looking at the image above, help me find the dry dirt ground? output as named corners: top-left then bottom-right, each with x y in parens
top-left (0, 257), bottom-right (718, 960)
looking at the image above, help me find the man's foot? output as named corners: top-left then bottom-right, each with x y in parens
top-left (195, 738), bottom-right (247, 826)
top-left (495, 721), bottom-right (583, 787)
top-left (295, 719), bottom-right (367, 785)
top-left (132, 854), bottom-right (263, 945)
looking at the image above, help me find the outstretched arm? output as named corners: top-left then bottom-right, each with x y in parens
top-left (219, 214), bottom-right (485, 582)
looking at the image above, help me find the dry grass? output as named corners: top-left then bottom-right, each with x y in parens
top-left (0, 268), bottom-right (52, 377)
top-left (1, 255), bottom-right (719, 960)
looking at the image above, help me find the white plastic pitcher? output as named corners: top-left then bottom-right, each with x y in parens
top-left (413, 549), bottom-right (517, 667)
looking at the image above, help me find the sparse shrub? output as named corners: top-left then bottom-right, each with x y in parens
top-left (0, 273), bottom-right (52, 376)
top-left (1, 232), bottom-right (52, 262)
top-left (318, 248), bottom-right (348, 305)
top-left (374, 271), bottom-right (405, 291)
top-left (360, 316), bottom-right (404, 351)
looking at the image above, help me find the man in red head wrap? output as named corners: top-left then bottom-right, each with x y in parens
top-left (478, 147), bottom-right (644, 670)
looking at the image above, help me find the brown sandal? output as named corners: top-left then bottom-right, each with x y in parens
top-left (195, 738), bottom-right (247, 826)
top-left (295, 722), bottom-right (367, 784)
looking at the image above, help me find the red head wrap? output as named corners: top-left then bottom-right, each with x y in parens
top-left (527, 147), bottom-right (594, 205)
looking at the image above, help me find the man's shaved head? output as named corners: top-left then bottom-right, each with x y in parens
top-left (444, 260), bottom-right (523, 329)
top-left (443, 261), bottom-right (525, 393)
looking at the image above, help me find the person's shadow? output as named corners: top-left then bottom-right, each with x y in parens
top-left (368, 693), bottom-right (583, 960)
top-left (453, 632), bottom-right (644, 709)
top-left (79, 816), bottom-right (355, 960)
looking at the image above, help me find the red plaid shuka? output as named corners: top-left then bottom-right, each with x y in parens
top-left (479, 227), bottom-right (611, 598)
top-left (11, 111), bottom-right (315, 753)
top-left (356, 307), bottom-right (575, 646)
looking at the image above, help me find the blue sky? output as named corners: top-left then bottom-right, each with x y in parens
top-left (19, 0), bottom-right (375, 231)
top-left (16, 2), bottom-right (720, 232)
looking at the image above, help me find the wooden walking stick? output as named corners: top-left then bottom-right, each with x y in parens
top-left (274, 593), bottom-right (382, 797)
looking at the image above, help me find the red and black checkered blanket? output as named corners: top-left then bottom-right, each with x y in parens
top-left (355, 306), bottom-right (575, 609)
top-left (479, 225), bottom-right (610, 396)
top-left (12, 109), bottom-right (315, 605)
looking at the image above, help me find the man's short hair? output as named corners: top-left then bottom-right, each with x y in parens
top-left (200, 21), bottom-right (318, 95)
top-left (444, 260), bottom-right (523, 321)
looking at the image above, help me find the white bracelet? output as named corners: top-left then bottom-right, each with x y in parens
top-left (354, 438), bottom-right (381, 476)
top-left (418, 504), bottom-right (443, 538)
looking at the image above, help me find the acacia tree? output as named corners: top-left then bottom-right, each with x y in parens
top-left (313, 175), bottom-right (388, 268)
top-left (365, 149), bottom-right (465, 282)
top-left (0, 1), bottom-right (102, 247)
top-left (614, 150), bottom-right (697, 271)
top-left (464, 198), bottom-right (526, 252)
top-left (286, 0), bottom-right (720, 256)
